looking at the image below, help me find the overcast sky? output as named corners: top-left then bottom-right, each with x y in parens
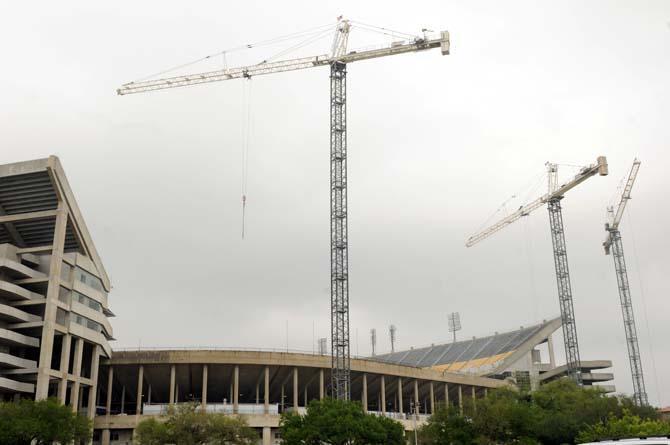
top-left (1, 1), bottom-right (668, 405)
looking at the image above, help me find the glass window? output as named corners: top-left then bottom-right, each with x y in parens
top-left (72, 291), bottom-right (102, 312)
top-left (60, 262), bottom-right (72, 282)
top-left (73, 313), bottom-right (103, 333)
top-left (56, 308), bottom-right (68, 326)
top-left (58, 287), bottom-right (70, 304)
top-left (74, 268), bottom-right (104, 292)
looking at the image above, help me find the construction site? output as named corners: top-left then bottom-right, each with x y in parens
top-left (0, 4), bottom-right (667, 445)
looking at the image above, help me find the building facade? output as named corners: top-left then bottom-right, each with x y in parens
top-left (0, 156), bottom-right (114, 420)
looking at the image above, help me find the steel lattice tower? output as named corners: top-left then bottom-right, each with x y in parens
top-left (609, 229), bottom-right (648, 405)
top-left (547, 197), bottom-right (582, 384)
top-left (330, 61), bottom-right (350, 400)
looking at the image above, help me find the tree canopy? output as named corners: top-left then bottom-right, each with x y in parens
top-left (134, 403), bottom-right (258, 445)
top-left (280, 398), bottom-right (405, 445)
top-left (0, 398), bottom-right (91, 445)
top-left (417, 379), bottom-right (667, 445)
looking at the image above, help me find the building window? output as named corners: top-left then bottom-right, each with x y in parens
top-left (60, 262), bottom-right (72, 282)
top-left (56, 308), bottom-right (68, 326)
top-left (72, 291), bottom-right (102, 312)
top-left (58, 287), bottom-right (70, 304)
top-left (74, 267), bottom-right (104, 292)
top-left (73, 314), bottom-right (103, 334)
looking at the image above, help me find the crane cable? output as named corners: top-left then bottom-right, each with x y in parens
top-left (624, 203), bottom-right (662, 405)
top-left (134, 23), bottom-right (335, 82)
top-left (241, 78), bottom-right (253, 239)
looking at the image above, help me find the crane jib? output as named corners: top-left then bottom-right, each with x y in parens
top-left (117, 32), bottom-right (450, 96)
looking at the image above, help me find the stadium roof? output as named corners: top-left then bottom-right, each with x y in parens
top-left (374, 317), bottom-right (562, 376)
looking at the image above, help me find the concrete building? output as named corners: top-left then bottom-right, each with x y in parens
top-left (94, 349), bottom-right (509, 445)
top-left (0, 156), bottom-right (114, 420)
top-left (375, 318), bottom-right (615, 393)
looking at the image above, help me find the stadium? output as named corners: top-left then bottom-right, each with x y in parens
top-left (0, 157), bottom-right (614, 445)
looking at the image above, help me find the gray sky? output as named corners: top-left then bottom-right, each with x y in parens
top-left (1, 0), bottom-right (668, 405)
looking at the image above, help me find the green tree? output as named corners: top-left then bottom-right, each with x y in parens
top-left (471, 388), bottom-right (539, 444)
top-left (134, 403), bottom-right (258, 445)
top-left (0, 398), bottom-right (91, 445)
top-left (577, 410), bottom-right (670, 443)
top-left (416, 405), bottom-right (477, 445)
top-left (280, 398), bottom-right (404, 445)
top-left (530, 379), bottom-right (623, 444)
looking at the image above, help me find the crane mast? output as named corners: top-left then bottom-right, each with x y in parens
top-left (604, 159), bottom-right (647, 406)
top-left (466, 156), bottom-right (608, 383)
top-left (118, 19), bottom-right (450, 400)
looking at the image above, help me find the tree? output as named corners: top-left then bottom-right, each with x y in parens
top-left (416, 405), bottom-right (477, 445)
top-left (134, 403), bottom-right (258, 445)
top-left (576, 410), bottom-right (670, 443)
top-left (470, 388), bottom-right (539, 444)
top-left (280, 398), bottom-right (405, 445)
top-left (0, 398), bottom-right (91, 445)
top-left (531, 379), bottom-right (621, 445)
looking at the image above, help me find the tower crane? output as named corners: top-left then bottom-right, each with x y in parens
top-left (117, 19), bottom-right (450, 400)
top-left (466, 156), bottom-right (608, 382)
top-left (603, 159), bottom-right (647, 406)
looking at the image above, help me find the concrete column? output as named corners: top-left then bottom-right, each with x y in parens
top-left (233, 365), bottom-right (239, 414)
top-left (414, 379), bottom-right (419, 418)
top-left (281, 385), bottom-right (285, 411)
top-left (101, 429), bottom-right (110, 445)
top-left (262, 427), bottom-right (272, 445)
top-left (264, 366), bottom-right (270, 414)
top-left (362, 373), bottom-right (368, 412)
top-left (304, 387), bottom-right (307, 406)
top-left (202, 365), bottom-right (208, 411)
top-left (87, 346), bottom-right (101, 419)
top-left (57, 334), bottom-right (72, 402)
top-left (35, 204), bottom-right (68, 400)
top-left (105, 367), bottom-right (113, 415)
top-left (70, 337), bottom-right (84, 412)
top-left (380, 376), bottom-right (386, 414)
top-left (444, 383), bottom-right (449, 408)
top-left (120, 385), bottom-right (125, 414)
top-left (397, 378), bottom-right (403, 415)
top-left (293, 367), bottom-right (298, 409)
top-left (169, 365), bottom-right (176, 405)
top-left (256, 383), bottom-right (260, 405)
top-left (547, 335), bottom-right (556, 368)
top-left (430, 382), bottom-right (435, 414)
top-left (148, 384), bottom-right (152, 404)
top-left (136, 365), bottom-right (144, 415)
top-left (458, 385), bottom-right (463, 415)
top-left (319, 369), bottom-right (324, 400)
top-left (472, 386), bottom-right (476, 412)
top-left (484, 388), bottom-right (488, 398)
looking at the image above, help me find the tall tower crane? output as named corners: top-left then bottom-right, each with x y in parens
top-left (603, 159), bottom-right (647, 406)
top-left (117, 19), bottom-right (450, 400)
top-left (466, 156), bottom-right (608, 382)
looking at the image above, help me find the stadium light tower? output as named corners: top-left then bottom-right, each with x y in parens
top-left (370, 328), bottom-right (377, 356)
top-left (448, 312), bottom-right (462, 343)
top-left (389, 325), bottom-right (397, 353)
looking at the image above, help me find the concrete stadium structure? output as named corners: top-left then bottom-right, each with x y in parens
top-left (0, 157), bottom-right (616, 445)
top-left (0, 156), bottom-right (114, 417)
top-left (95, 349), bottom-right (508, 444)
